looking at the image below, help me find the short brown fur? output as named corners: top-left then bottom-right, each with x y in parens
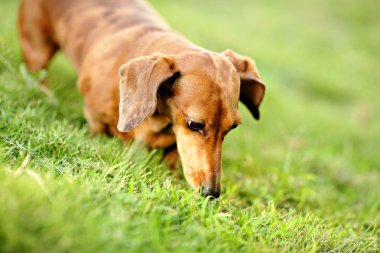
top-left (18, 0), bottom-right (265, 198)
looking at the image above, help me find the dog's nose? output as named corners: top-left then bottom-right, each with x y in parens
top-left (201, 185), bottom-right (220, 199)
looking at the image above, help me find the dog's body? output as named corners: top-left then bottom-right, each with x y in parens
top-left (19, 0), bottom-right (265, 198)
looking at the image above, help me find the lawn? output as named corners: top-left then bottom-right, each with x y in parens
top-left (0, 0), bottom-right (379, 252)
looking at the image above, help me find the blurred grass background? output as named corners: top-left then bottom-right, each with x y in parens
top-left (0, 0), bottom-right (379, 252)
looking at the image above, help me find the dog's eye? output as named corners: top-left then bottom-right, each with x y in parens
top-left (187, 120), bottom-right (205, 131)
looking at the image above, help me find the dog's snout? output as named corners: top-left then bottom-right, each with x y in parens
top-left (201, 185), bottom-right (220, 199)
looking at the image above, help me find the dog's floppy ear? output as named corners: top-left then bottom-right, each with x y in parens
top-left (117, 54), bottom-right (178, 132)
top-left (222, 50), bottom-right (265, 120)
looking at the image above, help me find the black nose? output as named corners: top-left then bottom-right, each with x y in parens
top-left (201, 186), bottom-right (220, 199)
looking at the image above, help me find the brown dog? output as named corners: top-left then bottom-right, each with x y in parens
top-left (18, 0), bottom-right (265, 198)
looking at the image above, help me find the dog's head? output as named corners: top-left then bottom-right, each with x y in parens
top-left (117, 50), bottom-right (265, 198)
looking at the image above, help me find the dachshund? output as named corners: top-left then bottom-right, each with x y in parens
top-left (18, 0), bottom-right (265, 198)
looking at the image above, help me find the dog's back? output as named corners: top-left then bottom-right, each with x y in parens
top-left (19, 0), bottom-right (171, 71)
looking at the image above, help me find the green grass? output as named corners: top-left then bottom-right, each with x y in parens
top-left (1, 0), bottom-right (379, 252)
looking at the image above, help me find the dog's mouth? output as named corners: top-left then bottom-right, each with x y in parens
top-left (182, 165), bottom-right (221, 198)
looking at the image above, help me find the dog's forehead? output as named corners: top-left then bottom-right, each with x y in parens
top-left (173, 52), bottom-right (240, 123)
top-left (176, 52), bottom-right (240, 99)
